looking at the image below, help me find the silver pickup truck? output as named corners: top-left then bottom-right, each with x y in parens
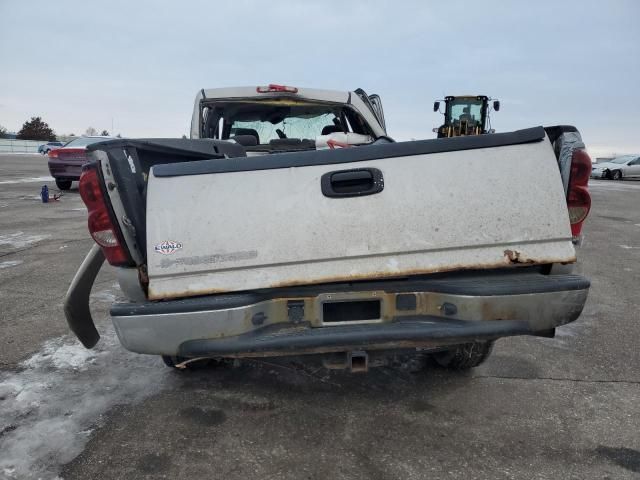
top-left (65, 84), bottom-right (592, 372)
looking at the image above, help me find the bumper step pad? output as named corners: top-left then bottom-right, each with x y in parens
top-left (179, 318), bottom-right (531, 357)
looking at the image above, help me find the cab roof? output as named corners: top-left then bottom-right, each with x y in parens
top-left (200, 86), bottom-right (350, 104)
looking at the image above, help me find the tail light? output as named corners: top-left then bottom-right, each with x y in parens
top-left (256, 84), bottom-right (298, 94)
top-left (567, 149), bottom-right (592, 237)
top-left (49, 148), bottom-right (87, 161)
top-left (79, 165), bottom-right (131, 265)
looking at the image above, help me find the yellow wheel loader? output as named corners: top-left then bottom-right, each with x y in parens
top-left (433, 95), bottom-right (500, 138)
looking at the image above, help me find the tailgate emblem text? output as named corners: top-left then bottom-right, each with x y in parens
top-left (154, 240), bottom-right (183, 255)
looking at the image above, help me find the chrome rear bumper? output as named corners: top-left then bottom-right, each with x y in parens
top-left (110, 271), bottom-right (590, 357)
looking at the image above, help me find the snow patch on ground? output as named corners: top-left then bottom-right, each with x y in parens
top-left (552, 313), bottom-right (597, 350)
top-left (553, 324), bottom-right (585, 350)
top-left (588, 181), bottom-right (640, 191)
top-left (0, 232), bottom-right (50, 249)
top-left (18, 195), bottom-right (43, 201)
top-left (23, 343), bottom-right (97, 371)
top-left (0, 327), bottom-right (170, 480)
top-left (0, 260), bottom-right (23, 269)
top-left (0, 152), bottom-right (42, 156)
top-left (0, 176), bottom-right (54, 185)
top-left (90, 290), bottom-right (118, 303)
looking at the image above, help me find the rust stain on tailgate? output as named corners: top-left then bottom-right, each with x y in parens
top-left (148, 252), bottom-right (577, 301)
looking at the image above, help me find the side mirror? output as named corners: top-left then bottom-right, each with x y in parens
top-left (433, 101), bottom-right (440, 112)
top-left (493, 100), bottom-right (500, 111)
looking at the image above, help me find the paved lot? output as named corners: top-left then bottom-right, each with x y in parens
top-left (1, 154), bottom-right (639, 479)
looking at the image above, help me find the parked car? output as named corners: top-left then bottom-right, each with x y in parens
top-left (591, 154), bottom-right (640, 180)
top-left (65, 85), bottom-right (591, 374)
top-left (47, 136), bottom-right (114, 190)
top-left (38, 141), bottom-right (64, 154)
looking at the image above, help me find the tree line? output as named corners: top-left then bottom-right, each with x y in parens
top-left (0, 117), bottom-right (116, 141)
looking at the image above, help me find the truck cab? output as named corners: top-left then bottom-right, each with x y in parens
top-left (191, 84), bottom-right (388, 153)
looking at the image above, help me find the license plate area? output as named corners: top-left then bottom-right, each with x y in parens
top-left (319, 292), bottom-right (383, 325)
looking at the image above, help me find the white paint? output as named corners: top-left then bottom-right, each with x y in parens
top-left (0, 260), bottom-right (22, 269)
top-left (146, 139), bottom-right (576, 298)
top-left (0, 176), bottom-right (54, 185)
top-left (0, 232), bottom-right (50, 249)
top-left (619, 245), bottom-right (640, 250)
top-left (0, 327), bottom-right (170, 480)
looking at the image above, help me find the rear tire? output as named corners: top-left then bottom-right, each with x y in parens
top-left (55, 179), bottom-right (72, 190)
top-left (612, 170), bottom-right (623, 180)
top-left (432, 341), bottom-right (494, 370)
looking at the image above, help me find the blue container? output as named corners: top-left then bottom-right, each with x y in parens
top-left (41, 185), bottom-right (49, 203)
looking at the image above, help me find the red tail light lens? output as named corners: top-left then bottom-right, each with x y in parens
top-left (79, 166), bottom-right (130, 265)
top-left (256, 84), bottom-right (298, 93)
top-left (567, 149), bottom-right (592, 237)
top-left (49, 148), bottom-right (88, 161)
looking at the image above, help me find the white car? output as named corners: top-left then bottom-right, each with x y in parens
top-left (591, 155), bottom-right (640, 180)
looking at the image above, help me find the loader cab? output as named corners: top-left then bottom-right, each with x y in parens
top-left (433, 95), bottom-right (500, 138)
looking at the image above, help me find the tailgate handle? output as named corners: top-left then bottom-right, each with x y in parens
top-left (321, 168), bottom-right (384, 198)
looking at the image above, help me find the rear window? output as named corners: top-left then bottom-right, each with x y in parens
top-left (200, 101), bottom-right (372, 144)
top-left (64, 137), bottom-right (111, 148)
top-left (230, 113), bottom-right (339, 144)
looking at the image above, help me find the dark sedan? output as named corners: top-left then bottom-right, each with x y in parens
top-left (47, 136), bottom-right (113, 190)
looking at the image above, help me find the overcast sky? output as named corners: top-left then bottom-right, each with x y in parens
top-left (1, 0), bottom-right (638, 157)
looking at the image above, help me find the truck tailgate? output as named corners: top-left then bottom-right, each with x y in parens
top-left (145, 128), bottom-right (575, 300)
